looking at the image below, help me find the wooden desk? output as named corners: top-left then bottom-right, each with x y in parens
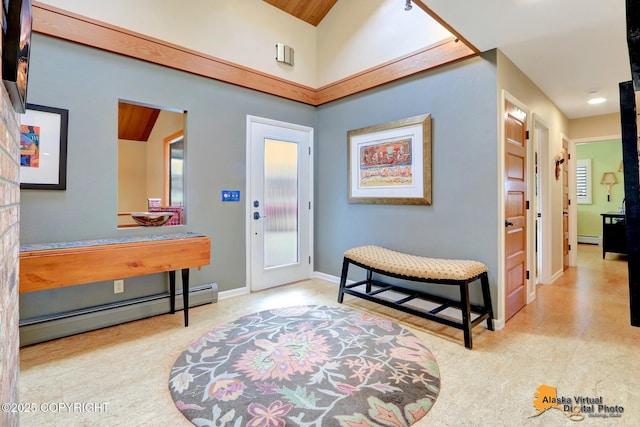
top-left (601, 213), bottom-right (626, 259)
top-left (19, 232), bottom-right (211, 326)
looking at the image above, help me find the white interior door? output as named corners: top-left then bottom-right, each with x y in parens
top-left (247, 116), bottom-right (313, 291)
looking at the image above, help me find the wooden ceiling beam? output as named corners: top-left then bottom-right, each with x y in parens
top-left (262, 0), bottom-right (337, 26)
top-left (412, 0), bottom-right (480, 54)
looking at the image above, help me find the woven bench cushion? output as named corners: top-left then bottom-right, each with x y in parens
top-left (344, 245), bottom-right (487, 281)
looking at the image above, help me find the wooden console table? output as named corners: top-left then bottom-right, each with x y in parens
top-left (19, 232), bottom-right (211, 327)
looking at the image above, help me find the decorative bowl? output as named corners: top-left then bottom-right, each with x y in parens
top-left (131, 212), bottom-right (174, 227)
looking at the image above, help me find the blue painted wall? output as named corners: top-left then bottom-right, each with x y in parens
top-left (21, 34), bottom-right (499, 319)
top-left (315, 52), bottom-right (499, 304)
top-left (20, 34), bottom-right (316, 318)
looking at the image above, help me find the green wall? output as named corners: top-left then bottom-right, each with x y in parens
top-left (576, 140), bottom-right (624, 237)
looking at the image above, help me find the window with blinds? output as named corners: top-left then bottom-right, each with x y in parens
top-left (576, 158), bottom-right (592, 204)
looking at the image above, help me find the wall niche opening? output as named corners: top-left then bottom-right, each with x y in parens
top-left (117, 100), bottom-right (186, 228)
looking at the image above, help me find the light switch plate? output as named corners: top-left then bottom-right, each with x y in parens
top-left (222, 190), bottom-right (240, 202)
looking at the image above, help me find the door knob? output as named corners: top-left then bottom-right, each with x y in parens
top-left (505, 220), bottom-right (514, 227)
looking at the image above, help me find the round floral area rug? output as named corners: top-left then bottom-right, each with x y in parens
top-left (169, 305), bottom-right (440, 426)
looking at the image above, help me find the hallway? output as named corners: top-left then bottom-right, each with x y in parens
top-left (519, 243), bottom-right (632, 343)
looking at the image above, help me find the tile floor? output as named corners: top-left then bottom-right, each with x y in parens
top-left (18, 244), bottom-right (639, 426)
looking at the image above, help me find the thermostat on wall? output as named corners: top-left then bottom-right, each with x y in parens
top-left (275, 43), bottom-right (294, 66)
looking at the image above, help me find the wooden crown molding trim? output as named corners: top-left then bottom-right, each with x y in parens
top-left (32, 1), bottom-right (477, 107)
top-left (316, 38), bottom-right (476, 104)
top-left (412, 0), bottom-right (480, 54)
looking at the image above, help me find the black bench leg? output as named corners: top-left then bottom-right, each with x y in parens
top-left (338, 258), bottom-right (350, 303)
top-left (460, 281), bottom-right (472, 349)
top-left (366, 269), bottom-right (373, 293)
top-left (480, 272), bottom-right (494, 331)
top-left (182, 268), bottom-right (189, 327)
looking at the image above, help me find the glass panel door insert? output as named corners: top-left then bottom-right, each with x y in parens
top-left (264, 138), bottom-right (299, 268)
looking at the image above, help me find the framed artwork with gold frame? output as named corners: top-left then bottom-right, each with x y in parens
top-left (347, 114), bottom-right (431, 205)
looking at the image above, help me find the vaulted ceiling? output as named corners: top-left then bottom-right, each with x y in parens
top-left (38, 0), bottom-right (631, 120)
top-left (264, 0), bottom-right (630, 119)
top-left (402, 0), bottom-right (630, 119)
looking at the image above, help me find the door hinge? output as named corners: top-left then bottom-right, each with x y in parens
top-left (526, 270), bottom-right (530, 280)
top-left (309, 201), bottom-right (311, 210)
top-left (568, 153), bottom-right (571, 160)
top-left (309, 256), bottom-right (311, 264)
top-left (526, 130), bottom-right (530, 140)
top-left (309, 146), bottom-right (311, 155)
top-left (526, 200), bottom-right (530, 210)
top-left (568, 244), bottom-right (572, 251)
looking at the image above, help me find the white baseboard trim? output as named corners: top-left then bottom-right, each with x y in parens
top-left (578, 234), bottom-right (601, 245)
top-left (492, 318), bottom-right (505, 331)
top-left (550, 269), bottom-right (564, 284)
top-left (312, 271), bottom-right (343, 284)
top-left (218, 286), bottom-right (249, 300)
top-left (219, 275), bottom-right (339, 301)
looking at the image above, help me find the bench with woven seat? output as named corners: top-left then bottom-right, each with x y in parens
top-left (337, 245), bottom-right (494, 349)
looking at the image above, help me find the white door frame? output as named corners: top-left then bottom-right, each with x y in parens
top-left (245, 115), bottom-right (314, 291)
top-left (533, 114), bottom-right (553, 287)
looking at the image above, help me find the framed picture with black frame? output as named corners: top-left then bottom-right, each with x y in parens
top-left (2, 0), bottom-right (32, 113)
top-left (20, 104), bottom-right (69, 190)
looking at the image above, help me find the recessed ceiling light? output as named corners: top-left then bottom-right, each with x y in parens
top-left (587, 89), bottom-right (605, 105)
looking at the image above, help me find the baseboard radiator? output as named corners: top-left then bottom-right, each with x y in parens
top-left (19, 283), bottom-right (218, 347)
top-left (578, 234), bottom-right (601, 245)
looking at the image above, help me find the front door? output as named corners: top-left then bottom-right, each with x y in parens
top-left (504, 100), bottom-right (528, 321)
top-left (247, 116), bottom-right (313, 291)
